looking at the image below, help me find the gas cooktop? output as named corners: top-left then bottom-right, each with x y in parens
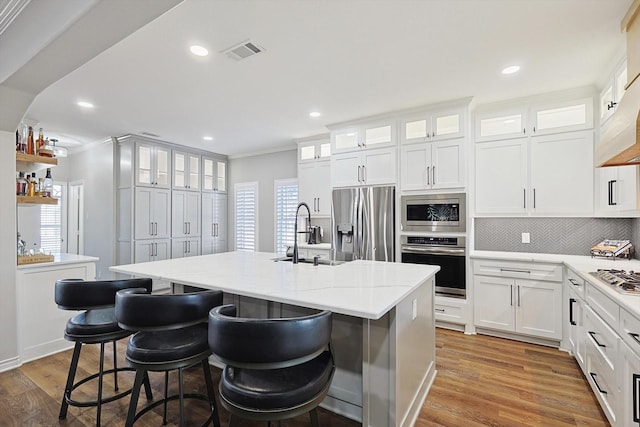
top-left (589, 269), bottom-right (640, 295)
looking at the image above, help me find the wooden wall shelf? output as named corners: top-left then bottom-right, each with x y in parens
top-left (17, 196), bottom-right (58, 205)
top-left (16, 153), bottom-right (58, 173)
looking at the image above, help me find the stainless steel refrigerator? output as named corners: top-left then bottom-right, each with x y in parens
top-left (331, 186), bottom-right (395, 262)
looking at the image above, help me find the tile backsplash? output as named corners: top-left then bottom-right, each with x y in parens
top-left (475, 217), bottom-right (634, 256)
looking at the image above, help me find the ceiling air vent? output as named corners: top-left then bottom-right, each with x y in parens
top-left (221, 40), bottom-right (264, 61)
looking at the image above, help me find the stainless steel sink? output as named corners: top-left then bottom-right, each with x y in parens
top-left (272, 256), bottom-right (344, 266)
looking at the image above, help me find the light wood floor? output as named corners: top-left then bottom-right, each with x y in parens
top-left (0, 328), bottom-right (609, 427)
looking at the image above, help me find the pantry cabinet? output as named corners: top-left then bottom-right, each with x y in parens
top-left (134, 187), bottom-right (171, 240)
top-left (201, 192), bottom-right (227, 255)
top-left (473, 259), bottom-right (563, 341)
top-left (171, 190), bottom-right (200, 238)
top-left (135, 141), bottom-right (171, 188)
top-left (173, 151), bottom-right (200, 191)
top-left (134, 239), bottom-right (170, 263)
top-left (202, 156), bottom-right (227, 193)
top-left (331, 147), bottom-right (396, 188)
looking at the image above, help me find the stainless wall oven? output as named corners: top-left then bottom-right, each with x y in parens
top-left (401, 193), bottom-right (466, 233)
top-left (401, 235), bottom-right (466, 298)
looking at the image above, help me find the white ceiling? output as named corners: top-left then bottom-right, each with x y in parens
top-left (16, 0), bottom-right (634, 156)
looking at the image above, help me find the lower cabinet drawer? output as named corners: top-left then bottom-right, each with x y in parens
top-left (435, 302), bottom-right (464, 323)
top-left (586, 284), bottom-right (619, 330)
top-left (585, 305), bottom-right (619, 372)
top-left (586, 343), bottom-right (618, 424)
top-left (621, 308), bottom-right (640, 354)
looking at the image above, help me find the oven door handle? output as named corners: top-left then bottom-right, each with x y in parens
top-left (401, 246), bottom-right (465, 256)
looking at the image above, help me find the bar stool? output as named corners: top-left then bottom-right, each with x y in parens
top-left (115, 288), bottom-right (223, 427)
top-left (208, 305), bottom-right (335, 427)
top-left (54, 278), bottom-right (154, 427)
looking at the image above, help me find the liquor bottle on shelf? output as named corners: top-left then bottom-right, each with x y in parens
top-left (36, 128), bottom-right (44, 155)
top-left (16, 172), bottom-right (27, 196)
top-left (43, 169), bottom-right (53, 197)
top-left (27, 126), bottom-right (34, 155)
top-left (27, 172), bottom-right (36, 197)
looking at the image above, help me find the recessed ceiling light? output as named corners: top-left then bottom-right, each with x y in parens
top-left (190, 45), bottom-right (209, 57)
top-left (77, 101), bottom-right (94, 108)
top-left (309, 111), bottom-right (321, 118)
top-left (501, 65), bottom-right (520, 75)
top-left (203, 136), bottom-right (213, 141)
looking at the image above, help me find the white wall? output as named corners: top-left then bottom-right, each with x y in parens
top-left (64, 141), bottom-right (115, 279)
top-left (228, 149), bottom-right (297, 252)
top-left (0, 130), bottom-right (18, 368)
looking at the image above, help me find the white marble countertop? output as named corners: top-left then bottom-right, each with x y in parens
top-left (17, 253), bottom-right (99, 270)
top-left (471, 250), bottom-right (640, 320)
top-left (110, 251), bottom-right (439, 320)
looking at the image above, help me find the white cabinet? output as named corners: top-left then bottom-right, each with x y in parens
top-left (202, 192), bottom-right (227, 255)
top-left (596, 165), bottom-right (640, 214)
top-left (620, 341), bottom-right (640, 427)
top-left (173, 151), bottom-right (200, 191)
top-left (331, 120), bottom-right (396, 154)
top-left (134, 187), bottom-right (171, 239)
top-left (298, 160), bottom-right (331, 215)
top-left (134, 239), bottom-right (170, 263)
top-left (331, 147), bottom-right (397, 188)
top-left (172, 237), bottom-right (200, 258)
top-left (298, 137), bottom-right (332, 215)
top-left (298, 138), bottom-right (331, 162)
top-left (400, 140), bottom-right (463, 191)
top-left (600, 60), bottom-right (627, 125)
top-left (475, 130), bottom-right (594, 215)
top-left (475, 138), bottom-right (528, 214)
top-left (172, 190), bottom-right (200, 238)
top-left (400, 106), bottom-right (465, 143)
top-left (473, 259), bottom-right (563, 340)
top-left (135, 141), bottom-right (171, 188)
top-left (529, 131), bottom-right (594, 214)
top-left (475, 98), bottom-right (593, 142)
top-left (565, 268), bottom-right (586, 369)
top-left (202, 156), bottom-right (227, 193)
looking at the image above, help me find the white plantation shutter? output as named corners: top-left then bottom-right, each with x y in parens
top-left (235, 182), bottom-right (258, 251)
top-left (274, 179), bottom-right (298, 255)
top-left (40, 184), bottom-right (64, 254)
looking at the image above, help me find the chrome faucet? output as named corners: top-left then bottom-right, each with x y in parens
top-left (293, 202), bottom-right (311, 264)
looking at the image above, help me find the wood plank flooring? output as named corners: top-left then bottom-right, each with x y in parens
top-left (0, 328), bottom-right (608, 427)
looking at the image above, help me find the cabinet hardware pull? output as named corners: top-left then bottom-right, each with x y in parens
top-left (608, 180), bottom-right (612, 205)
top-left (588, 331), bottom-right (606, 347)
top-left (568, 278), bottom-right (581, 287)
top-left (523, 128), bottom-right (526, 134)
top-left (362, 165), bottom-right (366, 182)
top-left (427, 166), bottom-right (430, 185)
top-left (589, 372), bottom-right (607, 394)
top-left (357, 166), bottom-right (361, 182)
top-left (154, 222), bottom-right (157, 236)
top-left (510, 284), bottom-right (513, 306)
top-left (317, 198), bottom-right (320, 212)
top-left (517, 285), bottom-right (521, 307)
top-left (533, 126), bottom-right (536, 133)
top-left (569, 298), bottom-right (576, 326)
top-left (188, 240), bottom-right (191, 253)
top-left (634, 374), bottom-right (640, 422)
top-left (435, 308), bottom-right (445, 312)
top-left (433, 166), bottom-right (436, 185)
top-left (188, 222), bottom-right (191, 234)
top-left (523, 189), bottom-right (526, 209)
top-left (607, 101), bottom-right (617, 110)
top-left (500, 268), bottom-right (531, 274)
top-left (150, 222), bottom-right (153, 236)
top-left (184, 241), bottom-right (187, 253)
top-left (184, 222), bottom-right (187, 235)
top-left (611, 180), bottom-right (617, 206)
top-left (533, 188), bottom-right (536, 209)
top-left (629, 332), bottom-right (640, 346)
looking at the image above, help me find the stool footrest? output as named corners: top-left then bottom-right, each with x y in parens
top-left (132, 393), bottom-right (216, 427)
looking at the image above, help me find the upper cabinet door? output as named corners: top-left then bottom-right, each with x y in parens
top-left (431, 107), bottom-right (465, 141)
top-left (202, 157), bottom-right (227, 193)
top-left (363, 122), bottom-right (394, 148)
top-left (331, 121), bottom-right (396, 154)
top-left (135, 142), bottom-right (171, 188)
top-left (332, 127), bottom-right (361, 154)
top-left (173, 151), bottom-right (200, 191)
top-left (529, 97), bottom-right (593, 136)
top-left (298, 139), bottom-right (331, 163)
top-left (600, 61), bottom-right (627, 124)
top-left (475, 108), bottom-right (528, 142)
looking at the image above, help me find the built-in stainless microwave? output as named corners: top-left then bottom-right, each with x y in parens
top-left (400, 193), bottom-right (466, 233)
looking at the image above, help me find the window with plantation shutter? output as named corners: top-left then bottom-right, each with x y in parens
top-left (40, 183), bottom-right (64, 254)
top-left (274, 179), bottom-right (298, 255)
top-left (235, 182), bottom-right (258, 251)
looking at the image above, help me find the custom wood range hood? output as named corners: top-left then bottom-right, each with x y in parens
top-left (596, 0), bottom-right (640, 167)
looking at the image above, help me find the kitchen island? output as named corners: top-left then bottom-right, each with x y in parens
top-left (110, 251), bottom-right (439, 427)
